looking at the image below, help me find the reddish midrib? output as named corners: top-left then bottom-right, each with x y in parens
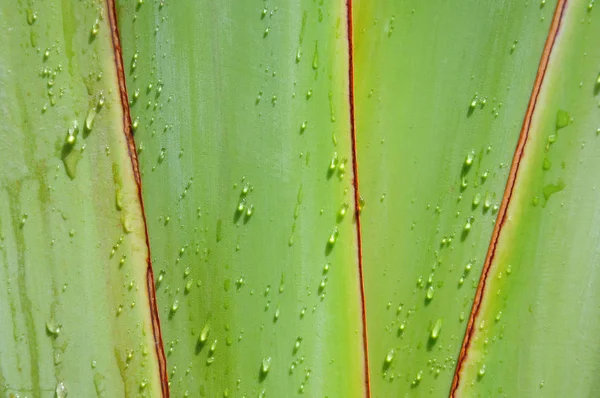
top-left (450, 0), bottom-right (568, 396)
top-left (346, 0), bottom-right (372, 397)
top-left (105, 1), bottom-right (170, 397)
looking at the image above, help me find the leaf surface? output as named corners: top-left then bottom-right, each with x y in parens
top-left (115, 0), bottom-right (368, 396)
top-left (353, 0), bottom-right (559, 395)
top-left (0, 0), bottom-right (164, 395)
top-left (455, 1), bottom-right (600, 395)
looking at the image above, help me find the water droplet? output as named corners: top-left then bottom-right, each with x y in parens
top-left (412, 370), bottom-right (423, 386)
top-left (199, 323), bottom-right (210, 343)
top-left (312, 42), bottom-right (319, 70)
top-left (300, 120), bottom-right (307, 133)
top-left (464, 151), bottom-right (475, 169)
top-left (472, 193), bottom-right (481, 208)
top-left (430, 318), bottom-right (442, 340)
top-left (55, 381), bottom-right (68, 398)
top-left (329, 152), bottom-right (339, 171)
top-left (209, 339), bottom-right (218, 354)
top-left (85, 107), bottom-right (96, 131)
top-left (358, 196), bottom-right (366, 212)
top-left (465, 261), bottom-right (472, 273)
top-left (543, 157), bottom-right (551, 170)
top-left (385, 349), bottom-right (395, 365)
top-left (425, 286), bottom-right (434, 301)
top-left (483, 193), bottom-right (491, 210)
top-left (293, 337), bottom-right (302, 353)
top-left (463, 216), bottom-right (473, 234)
top-left (91, 19), bottom-right (100, 37)
top-left (46, 320), bottom-right (61, 336)
top-left (318, 278), bottom-right (327, 293)
top-left (556, 109), bottom-right (571, 129)
top-left (236, 198), bottom-right (246, 214)
top-left (398, 322), bottom-right (406, 333)
top-left (469, 95), bottom-right (478, 110)
top-left (327, 227), bottom-right (339, 246)
top-left (338, 157), bottom-right (348, 177)
top-left (338, 203), bottom-right (349, 220)
top-left (261, 357), bottom-right (272, 375)
top-left (26, 9), bottom-right (37, 25)
top-left (478, 364), bottom-right (486, 377)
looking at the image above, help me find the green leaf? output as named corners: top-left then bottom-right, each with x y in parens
top-left (456, 1), bottom-right (600, 395)
top-left (5, 0), bottom-right (600, 396)
top-left (353, 0), bottom-right (559, 394)
top-left (0, 0), bottom-right (163, 396)
top-left (115, 0), bottom-right (367, 396)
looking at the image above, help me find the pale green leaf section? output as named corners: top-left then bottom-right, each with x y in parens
top-left (0, 0), bottom-right (162, 396)
top-left (456, 1), bottom-right (600, 396)
top-left (115, 0), bottom-right (366, 396)
top-left (353, 0), bottom-right (556, 395)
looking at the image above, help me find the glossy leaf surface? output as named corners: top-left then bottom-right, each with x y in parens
top-left (0, 0), bottom-right (163, 396)
top-left (115, 0), bottom-right (367, 396)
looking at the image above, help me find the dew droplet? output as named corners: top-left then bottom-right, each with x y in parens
top-left (472, 193), bottom-right (481, 208)
top-left (91, 19), bottom-right (100, 37)
top-left (26, 8), bottom-right (37, 25)
top-left (199, 323), bottom-right (210, 343)
top-left (293, 337), bottom-right (302, 353)
top-left (300, 120), bottom-right (307, 133)
top-left (469, 95), bottom-right (478, 110)
top-left (46, 320), bottom-right (61, 336)
top-left (329, 152), bottom-right (339, 171)
top-left (85, 107), bottom-right (96, 131)
top-left (327, 227), bottom-right (339, 246)
top-left (384, 349), bottom-right (395, 365)
top-left (261, 357), bottom-right (272, 375)
top-left (312, 42), bottom-right (319, 70)
top-left (556, 109), bottom-right (571, 129)
top-left (425, 286), bottom-right (435, 301)
top-left (478, 364), bottom-right (486, 377)
top-left (412, 370), bottom-right (423, 386)
top-left (55, 381), bottom-right (68, 398)
top-left (338, 203), bottom-right (349, 220)
top-left (464, 151), bottom-right (475, 169)
top-left (430, 318), bottom-right (442, 340)
top-left (398, 322), bottom-right (406, 333)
